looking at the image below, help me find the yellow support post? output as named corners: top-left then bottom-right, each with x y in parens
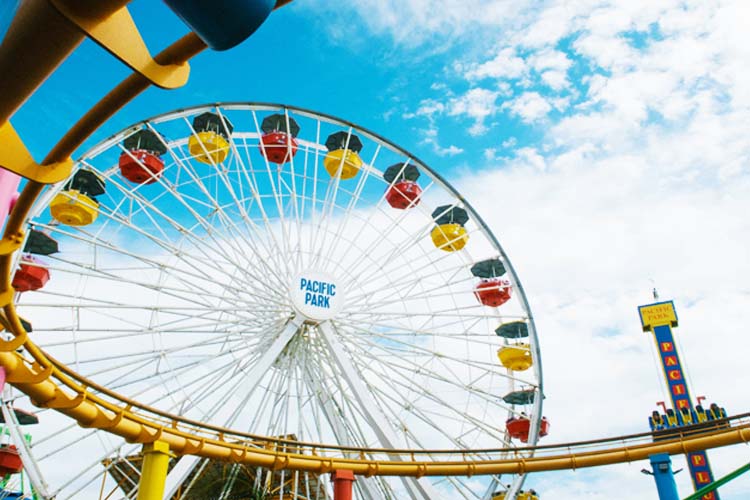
top-left (137, 440), bottom-right (172, 500)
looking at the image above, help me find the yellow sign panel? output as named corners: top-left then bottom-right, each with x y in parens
top-left (639, 301), bottom-right (678, 331)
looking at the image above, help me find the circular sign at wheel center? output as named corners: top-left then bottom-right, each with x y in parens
top-left (290, 270), bottom-right (344, 322)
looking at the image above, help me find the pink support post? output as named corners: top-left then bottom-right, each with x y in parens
top-left (0, 168), bottom-right (22, 230)
top-left (332, 469), bottom-right (355, 500)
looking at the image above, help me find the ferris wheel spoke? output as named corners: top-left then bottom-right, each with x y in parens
top-left (314, 142), bottom-right (383, 271)
top-left (348, 311), bottom-right (487, 346)
top-left (62, 334), bottom-right (245, 373)
top-left (343, 302), bottom-right (520, 327)
top-left (365, 374), bottom-right (504, 453)
top-left (344, 247), bottom-right (475, 306)
top-left (339, 324), bottom-right (532, 407)
top-left (195, 139), bottom-right (294, 289)
top-left (100, 164), bottom-right (289, 303)
top-left (91, 337), bottom-right (249, 404)
top-left (300, 345), bottom-right (410, 500)
top-left (333, 178), bottom-right (441, 289)
top-left (335, 318), bottom-right (510, 374)
top-left (240, 109), bottom-right (311, 280)
top-left (41, 252), bottom-right (285, 317)
top-left (316, 153), bottom-right (410, 269)
top-left (161, 334), bottom-right (295, 497)
top-left (39, 219), bottom-right (284, 312)
top-left (29, 304), bottom-right (274, 343)
top-left (344, 206), bottom-right (485, 291)
top-left (346, 269), bottom-right (473, 313)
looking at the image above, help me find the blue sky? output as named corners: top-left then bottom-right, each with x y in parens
top-left (7, 1), bottom-right (750, 499)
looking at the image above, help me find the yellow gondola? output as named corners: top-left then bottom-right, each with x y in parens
top-left (431, 223), bottom-right (468, 252)
top-left (324, 148), bottom-right (363, 180)
top-left (50, 190), bottom-right (99, 226)
top-left (188, 112), bottom-right (233, 164)
top-left (497, 343), bottom-right (533, 371)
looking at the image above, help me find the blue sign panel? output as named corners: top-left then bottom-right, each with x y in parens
top-left (652, 324), bottom-right (719, 499)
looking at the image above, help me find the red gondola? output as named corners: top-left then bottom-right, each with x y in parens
top-left (260, 131), bottom-right (299, 164)
top-left (0, 445), bottom-right (23, 475)
top-left (386, 180), bottom-right (422, 209)
top-left (119, 150), bottom-right (164, 184)
top-left (474, 278), bottom-right (511, 307)
top-left (119, 129), bottom-right (168, 184)
top-left (506, 416), bottom-right (550, 443)
top-left (383, 163), bottom-right (422, 209)
top-left (12, 256), bottom-right (50, 292)
top-left (259, 114), bottom-right (300, 164)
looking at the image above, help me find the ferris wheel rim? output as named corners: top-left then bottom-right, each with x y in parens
top-left (6, 102), bottom-right (544, 499)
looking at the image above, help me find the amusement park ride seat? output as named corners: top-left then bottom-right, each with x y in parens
top-left (430, 205), bottom-right (470, 252)
top-left (11, 255), bottom-right (49, 292)
top-left (497, 343), bottom-right (533, 372)
top-left (383, 163), bottom-right (422, 209)
top-left (0, 406), bottom-right (38, 497)
top-left (649, 402), bottom-right (729, 441)
top-left (188, 111), bottom-right (233, 164)
top-left (259, 114), bottom-right (300, 165)
top-left (492, 488), bottom-right (540, 500)
top-left (506, 415), bottom-right (550, 443)
top-left (49, 169), bottom-right (105, 227)
top-left (118, 129), bottom-right (168, 184)
top-left (324, 131), bottom-right (363, 179)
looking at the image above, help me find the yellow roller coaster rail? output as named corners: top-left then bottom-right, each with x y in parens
top-left (0, 0), bottom-right (747, 480)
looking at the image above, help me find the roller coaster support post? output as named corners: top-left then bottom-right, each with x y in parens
top-left (650, 453), bottom-right (680, 500)
top-left (332, 469), bottom-right (355, 500)
top-left (137, 441), bottom-right (172, 500)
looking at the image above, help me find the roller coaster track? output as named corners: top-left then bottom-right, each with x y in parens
top-left (0, 0), bottom-right (746, 479)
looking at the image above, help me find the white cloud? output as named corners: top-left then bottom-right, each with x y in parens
top-left (465, 48), bottom-right (527, 81)
top-left (404, 99), bottom-right (446, 120)
top-left (540, 69), bottom-right (569, 90)
top-left (447, 88), bottom-right (502, 135)
top-left (504, 92), bottom-right (553, 123)
top-left (420, 126), bottom-right (464, 157)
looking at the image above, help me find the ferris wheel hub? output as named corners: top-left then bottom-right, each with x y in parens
top-left (289, 270), bottom-right (345, 322)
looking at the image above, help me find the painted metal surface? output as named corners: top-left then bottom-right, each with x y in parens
top-left (640, 301), bottom-right (720, 499)
top-left (650, 453), bottom-right (680, 500)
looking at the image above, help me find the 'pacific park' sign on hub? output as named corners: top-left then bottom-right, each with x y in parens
top-left (290, 271), bottom-right (344, 321)
top-left (300, 278), bottom-right (336, 308)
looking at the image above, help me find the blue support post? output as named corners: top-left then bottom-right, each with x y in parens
top-left (651, 453), bottom-right (680, 500)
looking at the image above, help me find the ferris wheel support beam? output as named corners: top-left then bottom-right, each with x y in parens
top-left (160, 317), bottom-right (302, 499)
top-left (317, 322), bottom-right (439, 500)
top-left (303, 365), bottom-right (380, 500)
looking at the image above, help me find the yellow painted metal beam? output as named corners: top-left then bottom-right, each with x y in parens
top-left (1, 346), bottom-right (749, 477)
top-left (50, 1), bottom-right (190, 89)
top-left (136, 441), bottom-right (173, 500)
top-left (0, 122), bottom-right (74, 184)
top-left (0, 0), bottom-right (130, 123)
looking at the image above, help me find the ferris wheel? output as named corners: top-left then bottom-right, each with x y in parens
top-left (4, 103), bottom-right (544, 499)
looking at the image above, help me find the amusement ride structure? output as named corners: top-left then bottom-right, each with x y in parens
top-left (0, 2), bottom-right (748, 500)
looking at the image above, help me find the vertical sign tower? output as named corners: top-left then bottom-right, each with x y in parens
top-left (639, 299), bottom-right (720, 500)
